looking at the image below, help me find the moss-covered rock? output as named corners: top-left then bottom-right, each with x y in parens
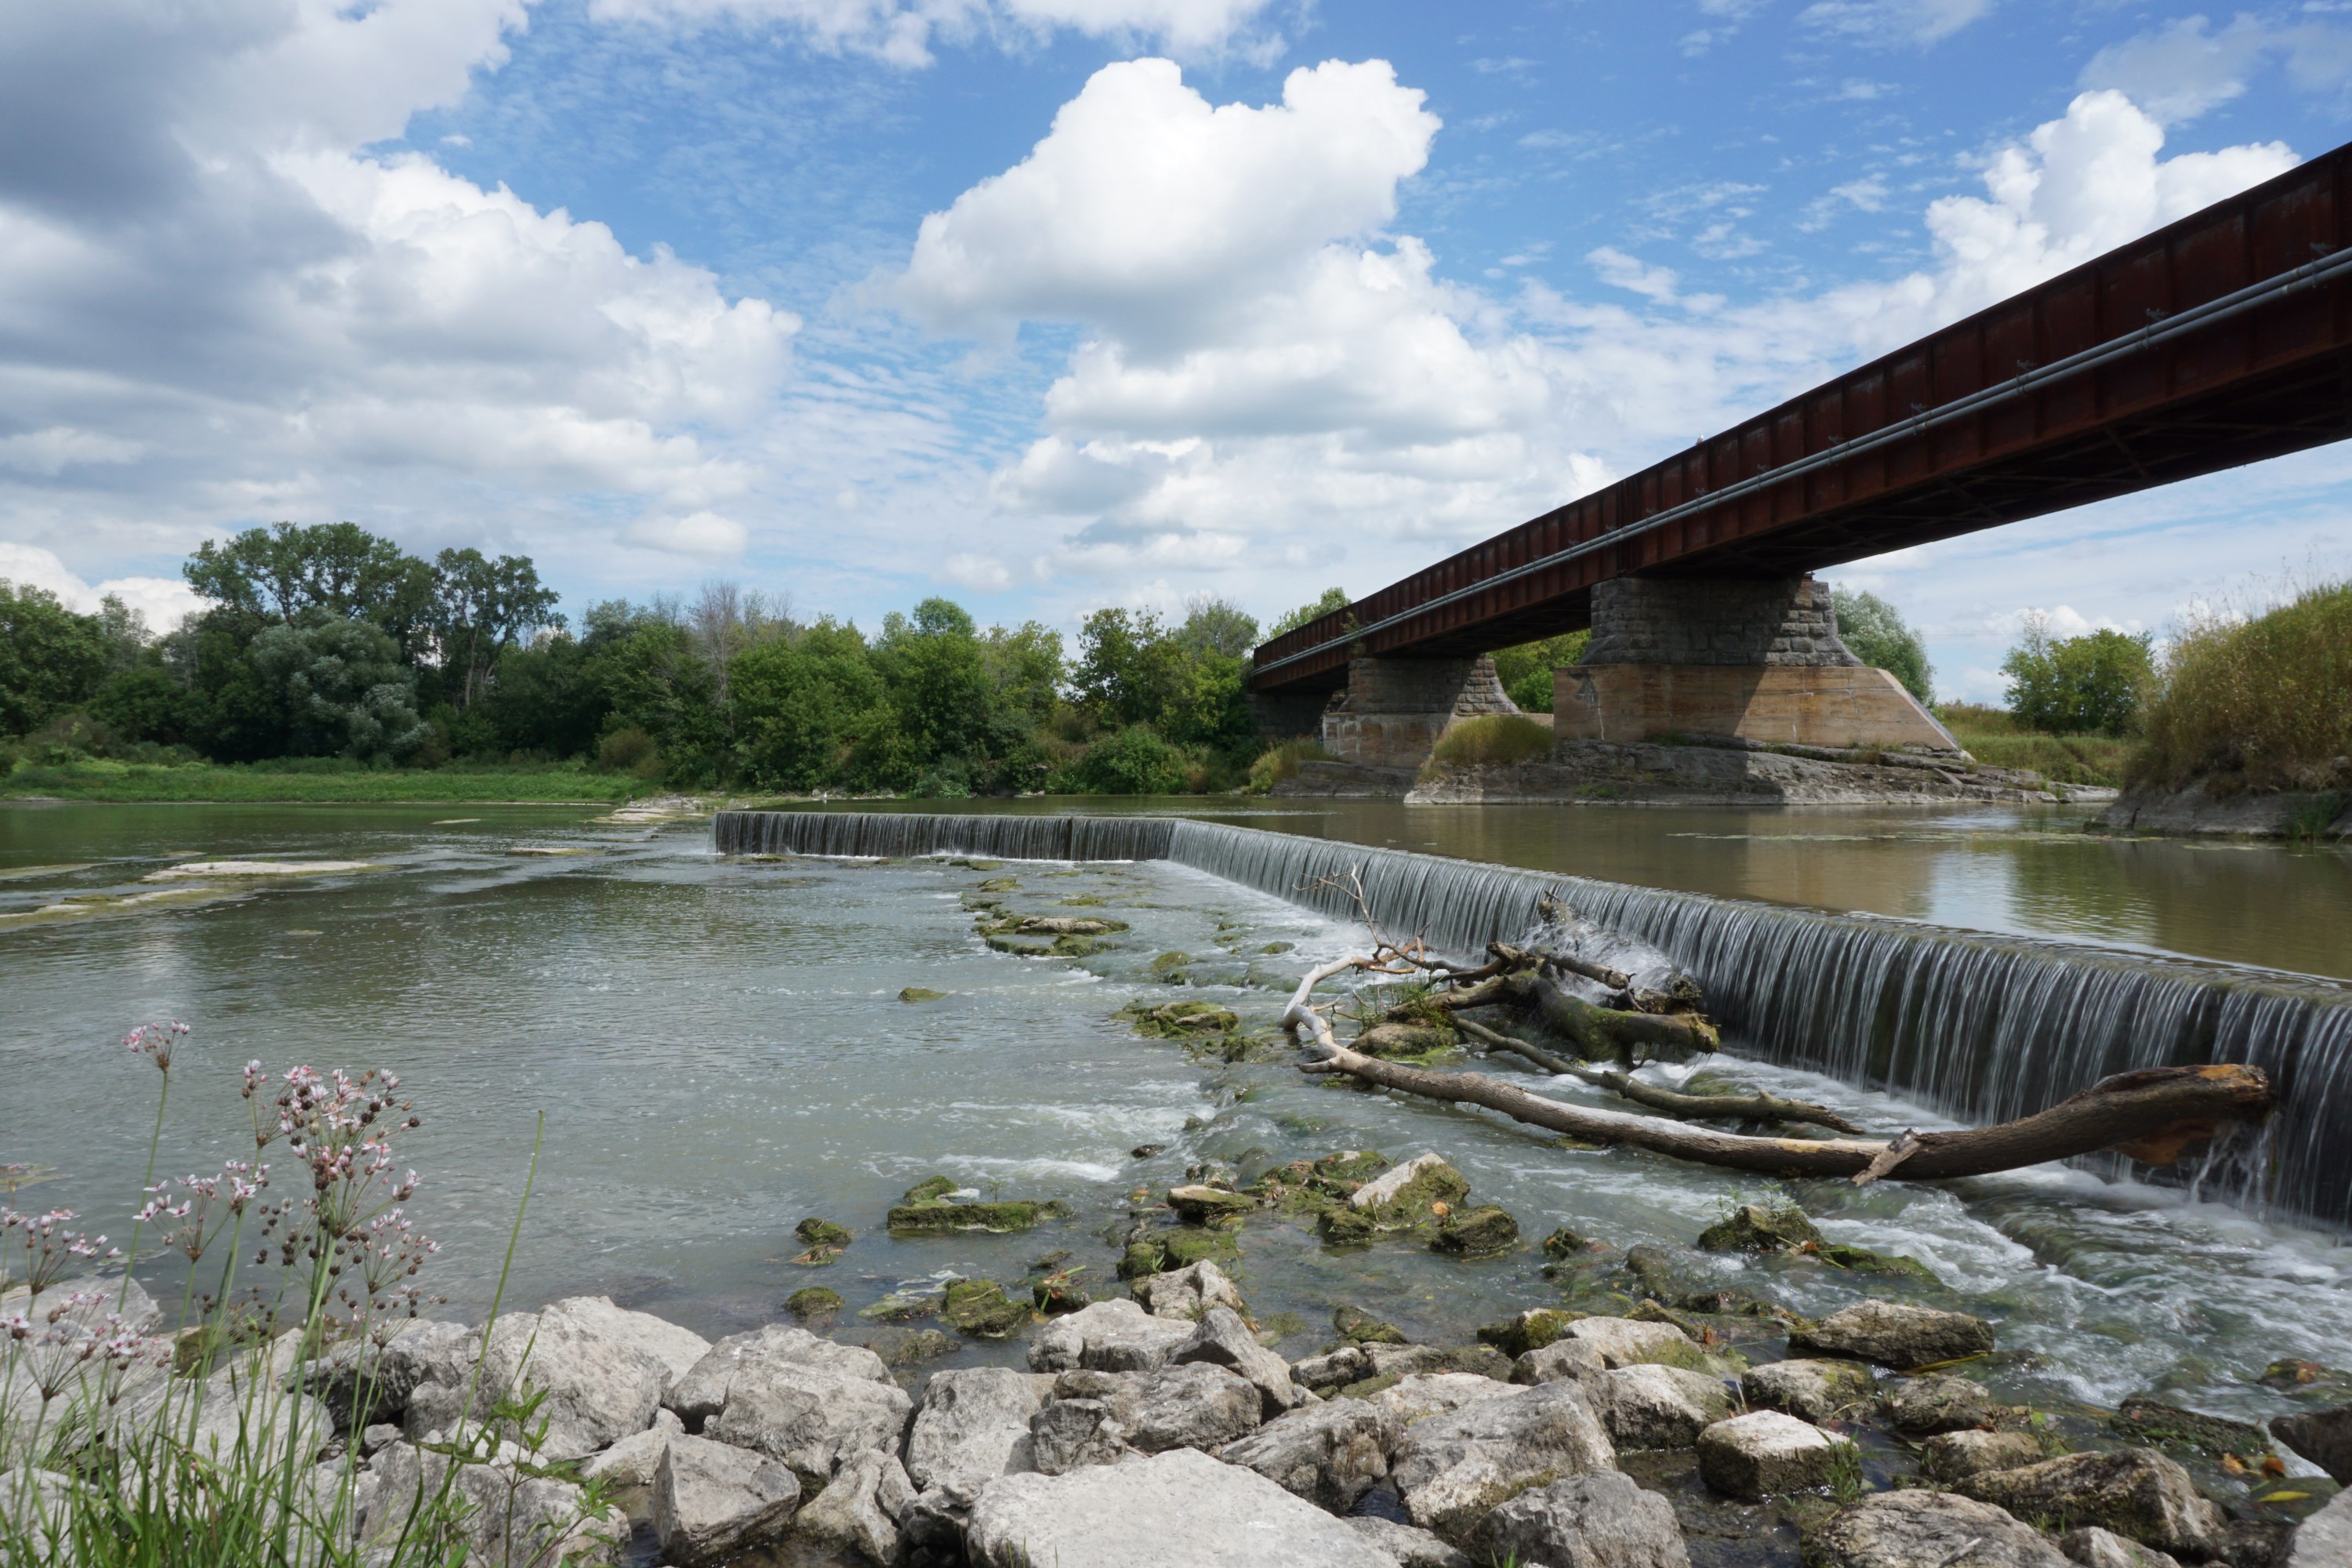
top-left (941, 1278), bottom-right (1032, 1338)
top-left (795, 1217), bottom-right (853, 1249)
top-left (1167, 1185), bottom-right (1258, 1225)
top-left (1697, 1203), bottom-right (1824, 1253)
top-left (1117, 1227), bottom-right (1234, 1280)
top-left (1315, 1207), bottom-right (1381, 1247)
top-left (1334, 1305), bottom-right (1408, 1345)
top-left (784, 1287), bottom-right (842, 1319)
top-left (886, 1200), bottom-right (1052, 1236)
top-left (1430, 1206), bottom-right (1519, 1258)
top-left (975, 877), bottom-right (1020, 892)
top-left (862, 1327), bottom-right (955, 1367)
top-left (1123, 1000), bottom-right (1240, 1039)
top-left (1355, 1023), bottom-right (1458, 1060)
top-left (984, 934), bottom-right (1058, 956)
top-left (898, 986), bottom-right (947, 1003)
top-left (1149, 950), bottom-right (1193, 978)
top-left (1478, 1308), bottom-right (1574, 1358)
top-left (1032, 1269), bottom-right (1092, 1316)
top-left (1008, 915), bottom-right (1129, 936)
top-left (1350, 1152), bottom-right (1470, 1223)
top-left (1542, 1226), bottom-right (1595, 1259)
top-left (903, 1175), bottom-right (959, 1206)
top-left (858, 1290), bottom-right (938, 1322)
top-left (1817, 1242), bottom-right (1936, 1281)
top-left (2113, 1396), bottom-right (2271, 1457)
top-left (1259, 942), bottom-right (1294, 955)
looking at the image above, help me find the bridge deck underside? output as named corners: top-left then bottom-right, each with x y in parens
top-left (1251, 142), bottom-right (2352, 694)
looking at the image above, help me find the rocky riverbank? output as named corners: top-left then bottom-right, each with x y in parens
top-left (2098, 783), bottom-right (2351, 841)
top-left (13, 1163), bottom-right (2346, 1568)
top-left (1279, 737), bottom-right (2110, 808)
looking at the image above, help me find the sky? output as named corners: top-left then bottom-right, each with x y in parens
top-left (2, 0), bottom-right (2350, 701)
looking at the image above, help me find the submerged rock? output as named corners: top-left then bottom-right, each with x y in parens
top-left (1696, 1203), bottom-right (1824, 1253)
top-left (1475, 1471), bottom-right (1691, 1568)
top-left (1740, 1358), bottom-right (1875, 1422)
top-left (1125, 1000), bottom-right (1240, 1038)
top-left (1221, 1396), bottom-right (1390, 1512)
top-left (1389, 1377), bottom-right (1617, 1541)
top-left (1695, 1410), bottom-right (1853, 1500)
top-left (1118, 1226), bottom-right (1233, 1279)
top-left (897, 986), bottom-right (946, 1002)
top-left (1811, 1490), bottom-right (2068, 1568)
top-left (858, 1326), bottom-right (955, 1368)
top-left (1348, 1152), bottom-right (1470, 1220)
top-left (885, 1199), bottom-right (1051, 1236)
top-left (2112, 1395), bottom-right (2270, 1457)
top-left (1957, 1449), bottom-right (2227, 1559)
top-left (1791, 1301), bottom-right (1995, 1369)
top-left (795, 1217), bottom-right (852, 1249)
top-left (940, 1279), bottom-right (1032, 1339)
top-left (964, 1447), bottom-right (1398, 1568)
top-left (784, 1287), bottom-right (843, 1320)
top-left (1429, 1206), bottom-right (1519, 1258)
top-left (1167, 1184), bottom-right (1258, 1224)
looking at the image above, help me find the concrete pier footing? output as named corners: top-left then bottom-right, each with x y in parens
top-left (1320, 655), bottom-right (1525, 769)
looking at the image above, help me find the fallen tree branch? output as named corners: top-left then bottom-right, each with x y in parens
top-left (1508, 975), bottom-right (1721, 1062)
top-left (1294, 1020), bottom-right (2272, 1182)
top-left (1492, 938), bottom-right (1631, 994)
top-left (1450, 1011), bottom-right (1578, 1074)
top-left (1564, 1065), bottom-right (1867, 1135)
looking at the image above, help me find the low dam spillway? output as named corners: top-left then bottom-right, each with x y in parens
top-left (717, 809), bottom-right (2352, 1231)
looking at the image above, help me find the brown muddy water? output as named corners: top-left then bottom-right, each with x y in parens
top-left (3, 797), bottom-right (2349, 1559)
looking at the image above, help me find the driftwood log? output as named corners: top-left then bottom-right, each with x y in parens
top-left (1505, 974), bottom-right (1721, 1061)
top-left (1281, 954), bottom-right (2274, 1184)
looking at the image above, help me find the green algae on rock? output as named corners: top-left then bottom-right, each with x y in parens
top-left (1697, 1203), bottom-right (1825, 1253)
top-left (1118, 1227), bottom-right (1234, 1280)
top-left (941, 1278), bottom-right (1033, 1338)
top-left (887, 1200), bottom-right (1052, 1236)
top-left (795, 1217), bottom-right (853, 1249)
top-left (898, 986), bottom-right (948, 1003)
top-left (1122, 1000), bottom-right (1240, 1039)
top-left (1430, 1205), bottom-right (1520, 1258)
top-left (785, 1287), bottom-right (843, 1319)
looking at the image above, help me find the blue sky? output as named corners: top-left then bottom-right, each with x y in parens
top-left (3, 0), bottom-right (2350, 699)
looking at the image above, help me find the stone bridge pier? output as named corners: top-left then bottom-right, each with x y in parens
top-left (1317, 655), bottom-right (1526, 770)
top-left (1554, 575), bottom-right (1955, 751)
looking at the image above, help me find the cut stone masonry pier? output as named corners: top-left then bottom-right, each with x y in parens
top-left (1556, 575), bottom-right (1956, 753)
top-left (1319, 655), bottom-right (1525, 770)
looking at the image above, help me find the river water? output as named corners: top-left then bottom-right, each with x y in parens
top-left (4, 797), bottom-right (2349, 1530)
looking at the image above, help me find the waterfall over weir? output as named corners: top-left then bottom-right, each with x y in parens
top-left (715, 810), bottom-right (2352, 1229)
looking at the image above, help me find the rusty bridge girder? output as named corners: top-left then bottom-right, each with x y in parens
top-left (1250, 140), bottom-right (2352, 693)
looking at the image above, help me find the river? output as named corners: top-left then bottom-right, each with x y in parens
top-left (4, 795), bottom-right (2349, 1531)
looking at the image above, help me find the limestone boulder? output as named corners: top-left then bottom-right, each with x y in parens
top-left (2285, 1487), bottom-right (2352, 1568)
top-left (535, 1296), bottom-right (711, 1390)
top-left (1515, 1338), bottom-right (1610, 1387)
top-left (1740, 1358), bottom-right (1874, 1422)
top-left (579, 1407), bottom-right (686, 1516)
top-left (1365, 1341), bottom-right (1515, 1383)
top-left (1563, 1316), bottom-right (1703, 1370)
top-left (1220, 1396), bottom-right (1389, 1512)
top-left (478, 1305), bottom-right (672, 1460)
top-left (1588, 1364), bottom-right (1735, 1450)
top-left (1294, 1345), bottom-right (1373, 1391)
top-left (368, 1439), bottom-right (625, 1568)
top-left (1028, 1396), bottom-right (1134, 1475)
top-left (790, 1447), bottom-right (915, 1568)
top-left (651, 1432), bottom-right (800, 1567)
top-left (1173, 1306), bottom-right (1300, 1417)
top-left (1345, 1516), bottom-right (1474, 1567)
top-left (2059, 1526), bottom-right (2184, 1568)
top-left (1365, 1372), bottom-right (1519, 1444)
top-left (1390, 1377), bottom-right (1618, 1541)
top-left (1882, 1373), bottom-right (2002, 1436)
top-left (1919, 1428), bottom-right (2045, 1481)
top-left (1134, 1259), bottom-right (1247, 1320)
top-left (1029, 1298), bottom-right (1194, 1373)
top-left (1958, 1450), bottom-right (2226, 1560)
top-left (1790, 1301), bottom-right (1994, 1370)
top-left (2272, 1403), bottom-right (2352, 1484)
top-left (304, 1316), bottom-right (477, 1428)
top-left (1475, 1471), bottom-right (1691, 1568)
top-left (1114, 1363), bottom-right (1265, 1454)
top-left (902, 1367), bottom-right (1054, 1495)
top-left (963, 1446), bottom-right (1401, 1568)
top-left (667, 1324), bottom-right (891, 1422)
top-left (1810, 1490), bottom-right (2069, 1568)
top-left (1695, 1410), bottom-right (1853, 1501)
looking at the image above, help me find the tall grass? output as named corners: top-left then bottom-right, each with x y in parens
top-left (2132, 579), bottom-right (2352, 793)
top-left (1430, 713), bottom-right (1555, 768)
top-left (2, 1029), bottom-right (601, 1568)
top-left (0, 757), bottom-right (651, 804)
top-left (1931, 704), bottom-right (2134, 787)
top-left (1247, 739), bottom-right (1332, 792)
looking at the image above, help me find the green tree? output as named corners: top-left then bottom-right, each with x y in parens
top-left (1074, 724), bottom-right (1185, 793)
top-left (1490, 630), bottom-right (1590, 713)
top-left (427, 548), bottom-right (563, 709)
top-left (468, 633), bottom-right (608, 759)
top-left (0, 582), bottom-right (110, 736)
top-left (184, 522), bottom-right (434, 641)
top-left (248, 619), bottom-right (430, 760)
top-left (1177, 597), bottom-right (1258, 659)
top-left (2002, 617), bottom-right (2154, 735)
top-left (981, 620), bottom-right (1065, 724)
top-left (1071, 608), bottom-right (1177, 729)
top-left (1833, 588), bottom-right (1934, 703)
top-left (586, 619), bottom-right (725, 779)
top-left (1267, 587), bottom-right (1350, 640)
top-left (730, 620), bottom-right (887, 790)
top-left (88, 666), bottom-right (188, 745)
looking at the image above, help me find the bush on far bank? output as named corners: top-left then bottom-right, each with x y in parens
top-left (2130, 579), bottom-right (2352, 795)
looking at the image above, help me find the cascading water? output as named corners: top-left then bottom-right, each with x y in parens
top-left (713, 810), bottom-right (2352, 1227)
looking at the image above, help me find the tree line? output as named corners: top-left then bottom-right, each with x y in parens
top-left (0, 522), bottom-right (1359, 795)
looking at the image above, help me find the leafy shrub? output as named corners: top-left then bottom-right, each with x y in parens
top-left (1247, 739), bottom-right (1330, 793)
top-left (1432, 713), bottom-right (1555, 767)
top-left (2132, 579), bottom-right (2352, 792)
top-left (1832, 589), bottom-right (1933, 703)
top-left (1073, 724), bottom-right (1185, 794)
top-left (597, 725), bottom-right (658, 772)
top-left (2002, 619), bottom-right (2154, 735)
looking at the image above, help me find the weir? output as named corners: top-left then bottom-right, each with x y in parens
top-left (714, 810), bottom-right (2352, 1229)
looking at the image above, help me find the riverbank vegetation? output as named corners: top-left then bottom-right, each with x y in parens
top-left (2129, 578), bottom-right (2352, 799)
top-left (0, 524), bottom-right (1360, 800)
